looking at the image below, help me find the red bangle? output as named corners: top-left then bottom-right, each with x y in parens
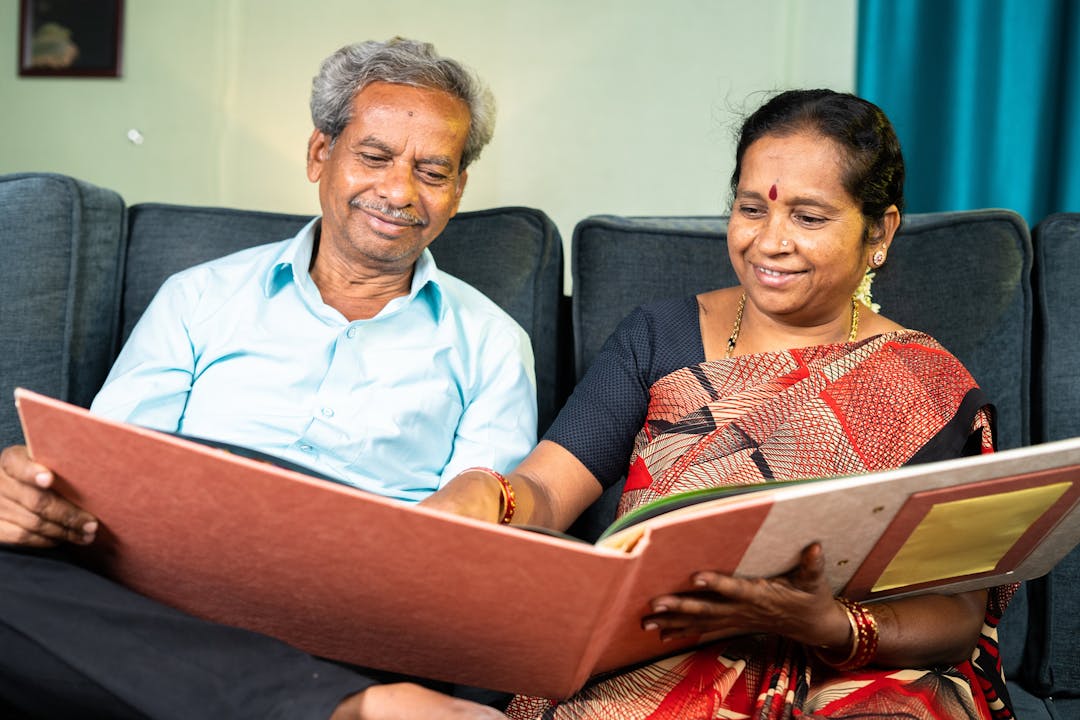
top-left (814, 597), bottom-right (879, 671)
top-left (462, 467), bottom-right (516, 524)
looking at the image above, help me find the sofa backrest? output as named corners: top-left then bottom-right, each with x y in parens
top-left (122, 203), bottom-right (566, 436)
top-left (1027, 211), bottom-right (1080, 698)
top-left (571, 209), bottom-right (1032, 450)
top-left (0, 173), bottom-right (126, 447)
top-left (571, 216), bottom-right (731, 382)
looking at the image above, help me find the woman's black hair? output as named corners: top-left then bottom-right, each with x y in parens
top-left (730, 89), bottom-right (905, 230)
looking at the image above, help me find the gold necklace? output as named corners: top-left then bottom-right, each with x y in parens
top-left (725, 293), bottom-right (859, 358)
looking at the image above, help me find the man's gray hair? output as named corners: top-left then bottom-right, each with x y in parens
top-left (310, 37), bottom-right (496, 171)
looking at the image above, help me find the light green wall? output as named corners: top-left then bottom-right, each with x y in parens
top-left (0, 0), bottom-right (857, 251)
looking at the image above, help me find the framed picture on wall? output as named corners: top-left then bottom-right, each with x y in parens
top-left (18, 0), bottom-right (124, 78)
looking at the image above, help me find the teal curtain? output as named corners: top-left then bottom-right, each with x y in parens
top-left (857, 0), bottom-right (1080, 225)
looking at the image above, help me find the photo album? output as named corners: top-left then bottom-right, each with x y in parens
top-left (15, 387), bottom-right (1080, 698)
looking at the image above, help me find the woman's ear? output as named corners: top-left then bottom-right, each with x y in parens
top-left (867, 205), bottom-right (901, 268)
top-left (875, 204), bottom-right (901, 245)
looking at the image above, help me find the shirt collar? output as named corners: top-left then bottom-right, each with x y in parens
top-left (408, 248), bottom-right (447, 320)
top-left (264, 217), bottom-right (446, 320)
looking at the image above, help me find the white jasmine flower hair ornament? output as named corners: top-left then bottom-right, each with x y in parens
top-left (854, 270), bottom-right (881, 314)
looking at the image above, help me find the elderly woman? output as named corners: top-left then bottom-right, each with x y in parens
top-left (431, 89), bottom-right (1015, 719)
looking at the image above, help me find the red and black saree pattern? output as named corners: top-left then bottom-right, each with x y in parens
top-left (508, 331), bottom-right (1016, 720)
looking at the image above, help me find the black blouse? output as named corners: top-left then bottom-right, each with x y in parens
top-left (544, 296), bottom-right (705, 489)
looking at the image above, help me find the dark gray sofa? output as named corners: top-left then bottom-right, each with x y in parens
top-left (1, 171), bottom-right (1076, 718)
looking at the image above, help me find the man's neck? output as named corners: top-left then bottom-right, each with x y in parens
top-left (314, 271), bottom-right (415, 321)
top-left (309, 244), bottom-right (416, 322)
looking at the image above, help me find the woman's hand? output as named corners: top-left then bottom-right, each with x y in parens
top-left (643, 541), bottom-right (989, 668)
top-left (642, 543), bottom-right (851, 649)
top-left (0, 444), bottom-right (97, 546)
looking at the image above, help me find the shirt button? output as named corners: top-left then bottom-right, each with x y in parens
top-left (346, 327), bottom-right (358, 339)
top-left (321, 407), bottom-right (334, 418)
top-left (298, 443), bottom-right (313, 452)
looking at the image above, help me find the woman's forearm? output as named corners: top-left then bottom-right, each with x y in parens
top-left (866, 589), bottom-right (987, 668)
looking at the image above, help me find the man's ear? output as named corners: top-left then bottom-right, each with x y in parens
top-left (449, 170), bottom-right (468, 217)
top-left (307, 129), bottom-right (331, 183)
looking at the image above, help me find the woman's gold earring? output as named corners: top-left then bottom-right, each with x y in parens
top-left (871, 250), bottom-right (886, 267)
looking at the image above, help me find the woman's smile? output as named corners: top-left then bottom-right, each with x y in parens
top-left (753, 263), bottom-right (805, 287)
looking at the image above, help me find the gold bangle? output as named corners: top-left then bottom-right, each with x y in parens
top-left (817, 599), bottom-right (860, 666)
top-left (462, 467), bottom-right (516, 524)
top-left (814, 597), bottom-right (879, 671)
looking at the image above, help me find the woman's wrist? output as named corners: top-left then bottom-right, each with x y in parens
top-left (813, 597), bottom-right (879, 671)
top-left (815, 597), bottom-right (855, 651)
top-left (459, 467), bottom-right (516, 524)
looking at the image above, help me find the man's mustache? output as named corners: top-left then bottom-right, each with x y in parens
top-left (350, 198), bottom-right (426, 227)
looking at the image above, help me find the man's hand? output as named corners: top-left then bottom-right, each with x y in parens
top-left (331, 683), bottom-right (506, 720)
top-left (0, 444), bottom-right (97, 546)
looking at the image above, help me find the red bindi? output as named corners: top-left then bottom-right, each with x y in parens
top-left (768, 183), bottom-right (778, 201)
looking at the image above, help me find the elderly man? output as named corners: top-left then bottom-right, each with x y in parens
top-left (0, 38), bottom-right (533, 719)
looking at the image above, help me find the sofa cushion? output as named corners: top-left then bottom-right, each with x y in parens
top-left (122, 204), bottom-right (312, 344)
top-left (998, 581), bottom-right (1031, 682)
top-left (0, 173), bottom-right (125, 446)
top-left (1032, 213), bottom-right (1080, 445)
top-left (1028, 212), bottom-right (1080, 698)
top-left (1006, 681), bottom-right (1054, 719)
top-left (123, 203), bottom-right (566, 435)
top-left (571, 215), bottom-right (733, 382)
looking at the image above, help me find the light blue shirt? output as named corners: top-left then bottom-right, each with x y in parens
top-left (90, 218), bottom-right (537, 502)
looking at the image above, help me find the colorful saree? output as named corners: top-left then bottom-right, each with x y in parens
top-left (508, 331), bottom-right (1016, 720)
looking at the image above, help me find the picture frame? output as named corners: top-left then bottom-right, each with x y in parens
top-left (18, 0), bottom-right (124, 78)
